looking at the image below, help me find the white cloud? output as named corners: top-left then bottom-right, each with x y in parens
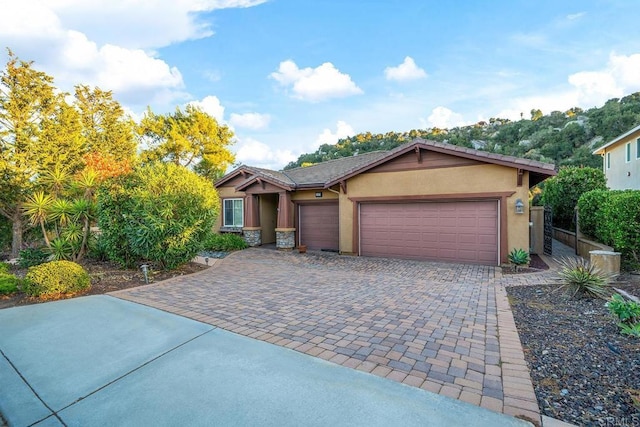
top-left (270, 60), bottom-right (363, 102)
top-left (235, 137), bottom-right (296, 170)
top-left (0, 0), bottom-right (265, 107)
top-left (316, 121), bottom-right (355, 146)
top-left (187, 96), bottom-right (225, 122)
top-left (424, 107), bottom-right (466, 129)
top-left (569, 52), bottom-right (640, 106)
top-left (384, 56), bottom-right (427, 82)
top-left (229, 112), bottom-right (271, 130)
top-left (566, 12), bottom-right (586, 21)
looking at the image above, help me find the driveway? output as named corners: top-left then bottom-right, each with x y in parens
top-left (0, 295), bottom-right (531, 426)
top-left (112, 248), bottom-right (545, 423)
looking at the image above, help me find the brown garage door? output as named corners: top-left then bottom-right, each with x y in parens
top-left (299, 203), bottom-right (339, 251)
top-left (360, 201), bottom-right (498, 264)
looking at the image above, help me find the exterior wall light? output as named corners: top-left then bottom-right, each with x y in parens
top-left (515, 198), bottom-right (524, 214)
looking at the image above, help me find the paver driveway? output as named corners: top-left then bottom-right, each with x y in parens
top-left (112, 248), bottom-right (543, 423)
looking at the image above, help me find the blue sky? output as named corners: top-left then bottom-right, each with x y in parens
top-left (2, 0), bottom-right (640, 170)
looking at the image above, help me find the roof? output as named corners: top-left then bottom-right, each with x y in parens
top-left (215, 139), bottom-right (556, 190)
top-left (592, 123), bottom-right (640, 155)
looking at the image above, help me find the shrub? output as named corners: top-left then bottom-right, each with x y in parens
top-left (556, 256), bottom-right (611, 299)
top-left (23, 260), bottom-right (90, 297)
top-left (542, 166), bottom-right (607, 230)
top-left (577, 189), bottom-right (611, 239)
top-left (0, 273), bottom-right (19, 295)
top-left (508, 248), bottom-right (529, 270)
top-left (203, 233), bottom-right (248, 251)
top-left (0, 262), bottom-right (10, 274)
top-left (607, 294), bottom-right (640, 324)
top-left (18, 248), bottom-right (49, 268)
top-left (97, 162), bottom-right (220, 270)
top-left (603, 191), bottom-right (640, 270)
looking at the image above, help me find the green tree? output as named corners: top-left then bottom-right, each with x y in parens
top-left (531, 109), bottom-right (543, 121)
top-left (542, 167), bottom-right (607, 230)
top-left (0, 51), bottom-right (58, 257)
top-left (74, 85), bottom-right (137, 161)
top-left (97, 162), bottom-right (220, 269)
top-left (139, 105), bottom-right (235, 180)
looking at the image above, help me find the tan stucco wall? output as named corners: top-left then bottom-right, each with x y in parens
top-left (600, 132), bottom-right (640, 190)
top-left (214, 186), bottom-right (246, 230)
top-left (339, 164), bottom-right (531, 261)
top-left (291, 189), bottom-right (339, 201)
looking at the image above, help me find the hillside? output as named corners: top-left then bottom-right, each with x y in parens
top-left (284, 92), bottom-right (640, 170)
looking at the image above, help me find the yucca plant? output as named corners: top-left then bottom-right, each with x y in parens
top-left (508, 248), bottom-right (530, 271)
top-left (556, 256), bottom-right (612, 299)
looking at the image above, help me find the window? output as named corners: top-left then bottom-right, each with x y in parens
top-left (626, 142), bottom-right (631, 162)
top-left (636, 138), bottom-right (640, 159)
top-left (223, 199), bottom-right (243, 227)
top-left (606, 152), bottom-right (611, 169)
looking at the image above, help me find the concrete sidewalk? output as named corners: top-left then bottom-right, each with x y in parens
top-left (0, 296), bottom-right (531, 426)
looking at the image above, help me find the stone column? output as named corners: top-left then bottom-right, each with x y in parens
top-left (275, 192), bottom-right (295, 249)
top-left (242, 195), bottom-right (262, 246)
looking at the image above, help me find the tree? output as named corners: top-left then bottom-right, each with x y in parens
top-left (531, 109), bottom-right (543, 121)
top-left (542, 167), bottom-right (607, 230)
top-left (74, 85), bottom-right (137, 161)
top-left (139, 105), bottom-right (235, 180)
top-left (96, 162), bottom-right (219, 269)
top-left (0, 51), bottom-right (59, 258)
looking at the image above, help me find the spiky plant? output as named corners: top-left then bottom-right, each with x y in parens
top-left (508, 248), bottom-right (530, 271)
top-left (556, 256), bottom-right (612, 299)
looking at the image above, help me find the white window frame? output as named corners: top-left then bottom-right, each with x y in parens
top-left (625, 142), bottom-right (631, 163)
top-left (223, 198), bottom-right (244, 228)
top-left (606, 152), bottom-right (611, 169)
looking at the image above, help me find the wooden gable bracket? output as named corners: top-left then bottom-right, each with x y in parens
top-left (340, 180), bottom-right (347, 194)
top-left (517, 169), bottom-right (524, 187)
top-left (240, 170), bottom-right (247, 177)
top-left (414, 146), bottom-right (423, 163)
top-left (256, 178), bottom-right (265, 189)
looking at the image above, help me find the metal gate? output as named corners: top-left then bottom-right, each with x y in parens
top-left (543, 206), bottom-right (553, 256)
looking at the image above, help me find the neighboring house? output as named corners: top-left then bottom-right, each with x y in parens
top-left (215, 139), bottom-right (556, 265)
top-left (592, 123), bottom-right (640, 190)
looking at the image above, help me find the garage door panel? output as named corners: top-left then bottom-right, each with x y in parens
top-left (299, 204), bottom-right (339, 251)
top-left (360, 201), bottom-right (498, 265)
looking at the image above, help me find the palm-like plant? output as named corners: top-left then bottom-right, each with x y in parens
top-left (23, 191), bottom-right (55, 247)
top-left (557, 256), bottom-right (612, 299)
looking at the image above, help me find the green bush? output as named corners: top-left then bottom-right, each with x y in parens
top-left (542, 166), bottom-right (607, 230)
top-left (577, 189), bottom-right (610, 239)
top-left (556, 256), bottom-right (611, 299)
top-left (0, 273), bottom-right (19, 295)
top-left (603, 191), bottom-right (640, 270)
top-left (18, 248), bottom-right (49, 268)
top-left (0, 262), bottom-right (10, 274)
top-left (97, 162), bottom-right (220, 270)
top-left (23, 260), bottom-right (90, 297)
top-left (607, 294), bottom-right (640, 324)
top-left (203, 233), bottom-right (248, 251)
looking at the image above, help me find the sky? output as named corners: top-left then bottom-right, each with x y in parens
top-left (2, 0), bottom-right (640, 170)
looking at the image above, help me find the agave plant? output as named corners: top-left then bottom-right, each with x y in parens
top-left (508, 248), bottom-right (530, 271)
top-left (556, 256), bottom-right (612, 299)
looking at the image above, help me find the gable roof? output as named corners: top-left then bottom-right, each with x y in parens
top-left (215, 139), bottom-right (556, 190)
top-left (592, 123), bottom-right (640, 155)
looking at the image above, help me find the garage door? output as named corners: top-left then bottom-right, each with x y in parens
top-left (359, 201), bottom-right (498, 264)
top-left (299, 203), bottom-right (339, 251)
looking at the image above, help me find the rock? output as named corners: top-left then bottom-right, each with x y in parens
top-left (561, 389), bottom-right (569, 396)
top-left (542, 349), bottom-right (549, 355)
top-left (594, 405), bottom-right (603, 411)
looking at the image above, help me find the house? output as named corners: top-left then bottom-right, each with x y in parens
top-left (592, 124), bottom-right (640, 190)
top-left (214, 139), bottom-right (556, 265)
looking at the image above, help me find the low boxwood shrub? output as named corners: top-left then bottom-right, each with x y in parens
top-left (18, 248), bottom-right (49, 268)
top-left (23, 260), bottom-right (91, 297)
top-left (203, 233), bottom-right (248, 251)
top-left (0, 273), bottom-right (19, 295)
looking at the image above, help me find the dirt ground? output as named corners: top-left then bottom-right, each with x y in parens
top-left (0, 260), bottom-right (208, 310)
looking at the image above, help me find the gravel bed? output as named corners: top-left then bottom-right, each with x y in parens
top-left (198, 251), bottom-right (229, 259)
top-left (507, 284), bottom-right (640, 426)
